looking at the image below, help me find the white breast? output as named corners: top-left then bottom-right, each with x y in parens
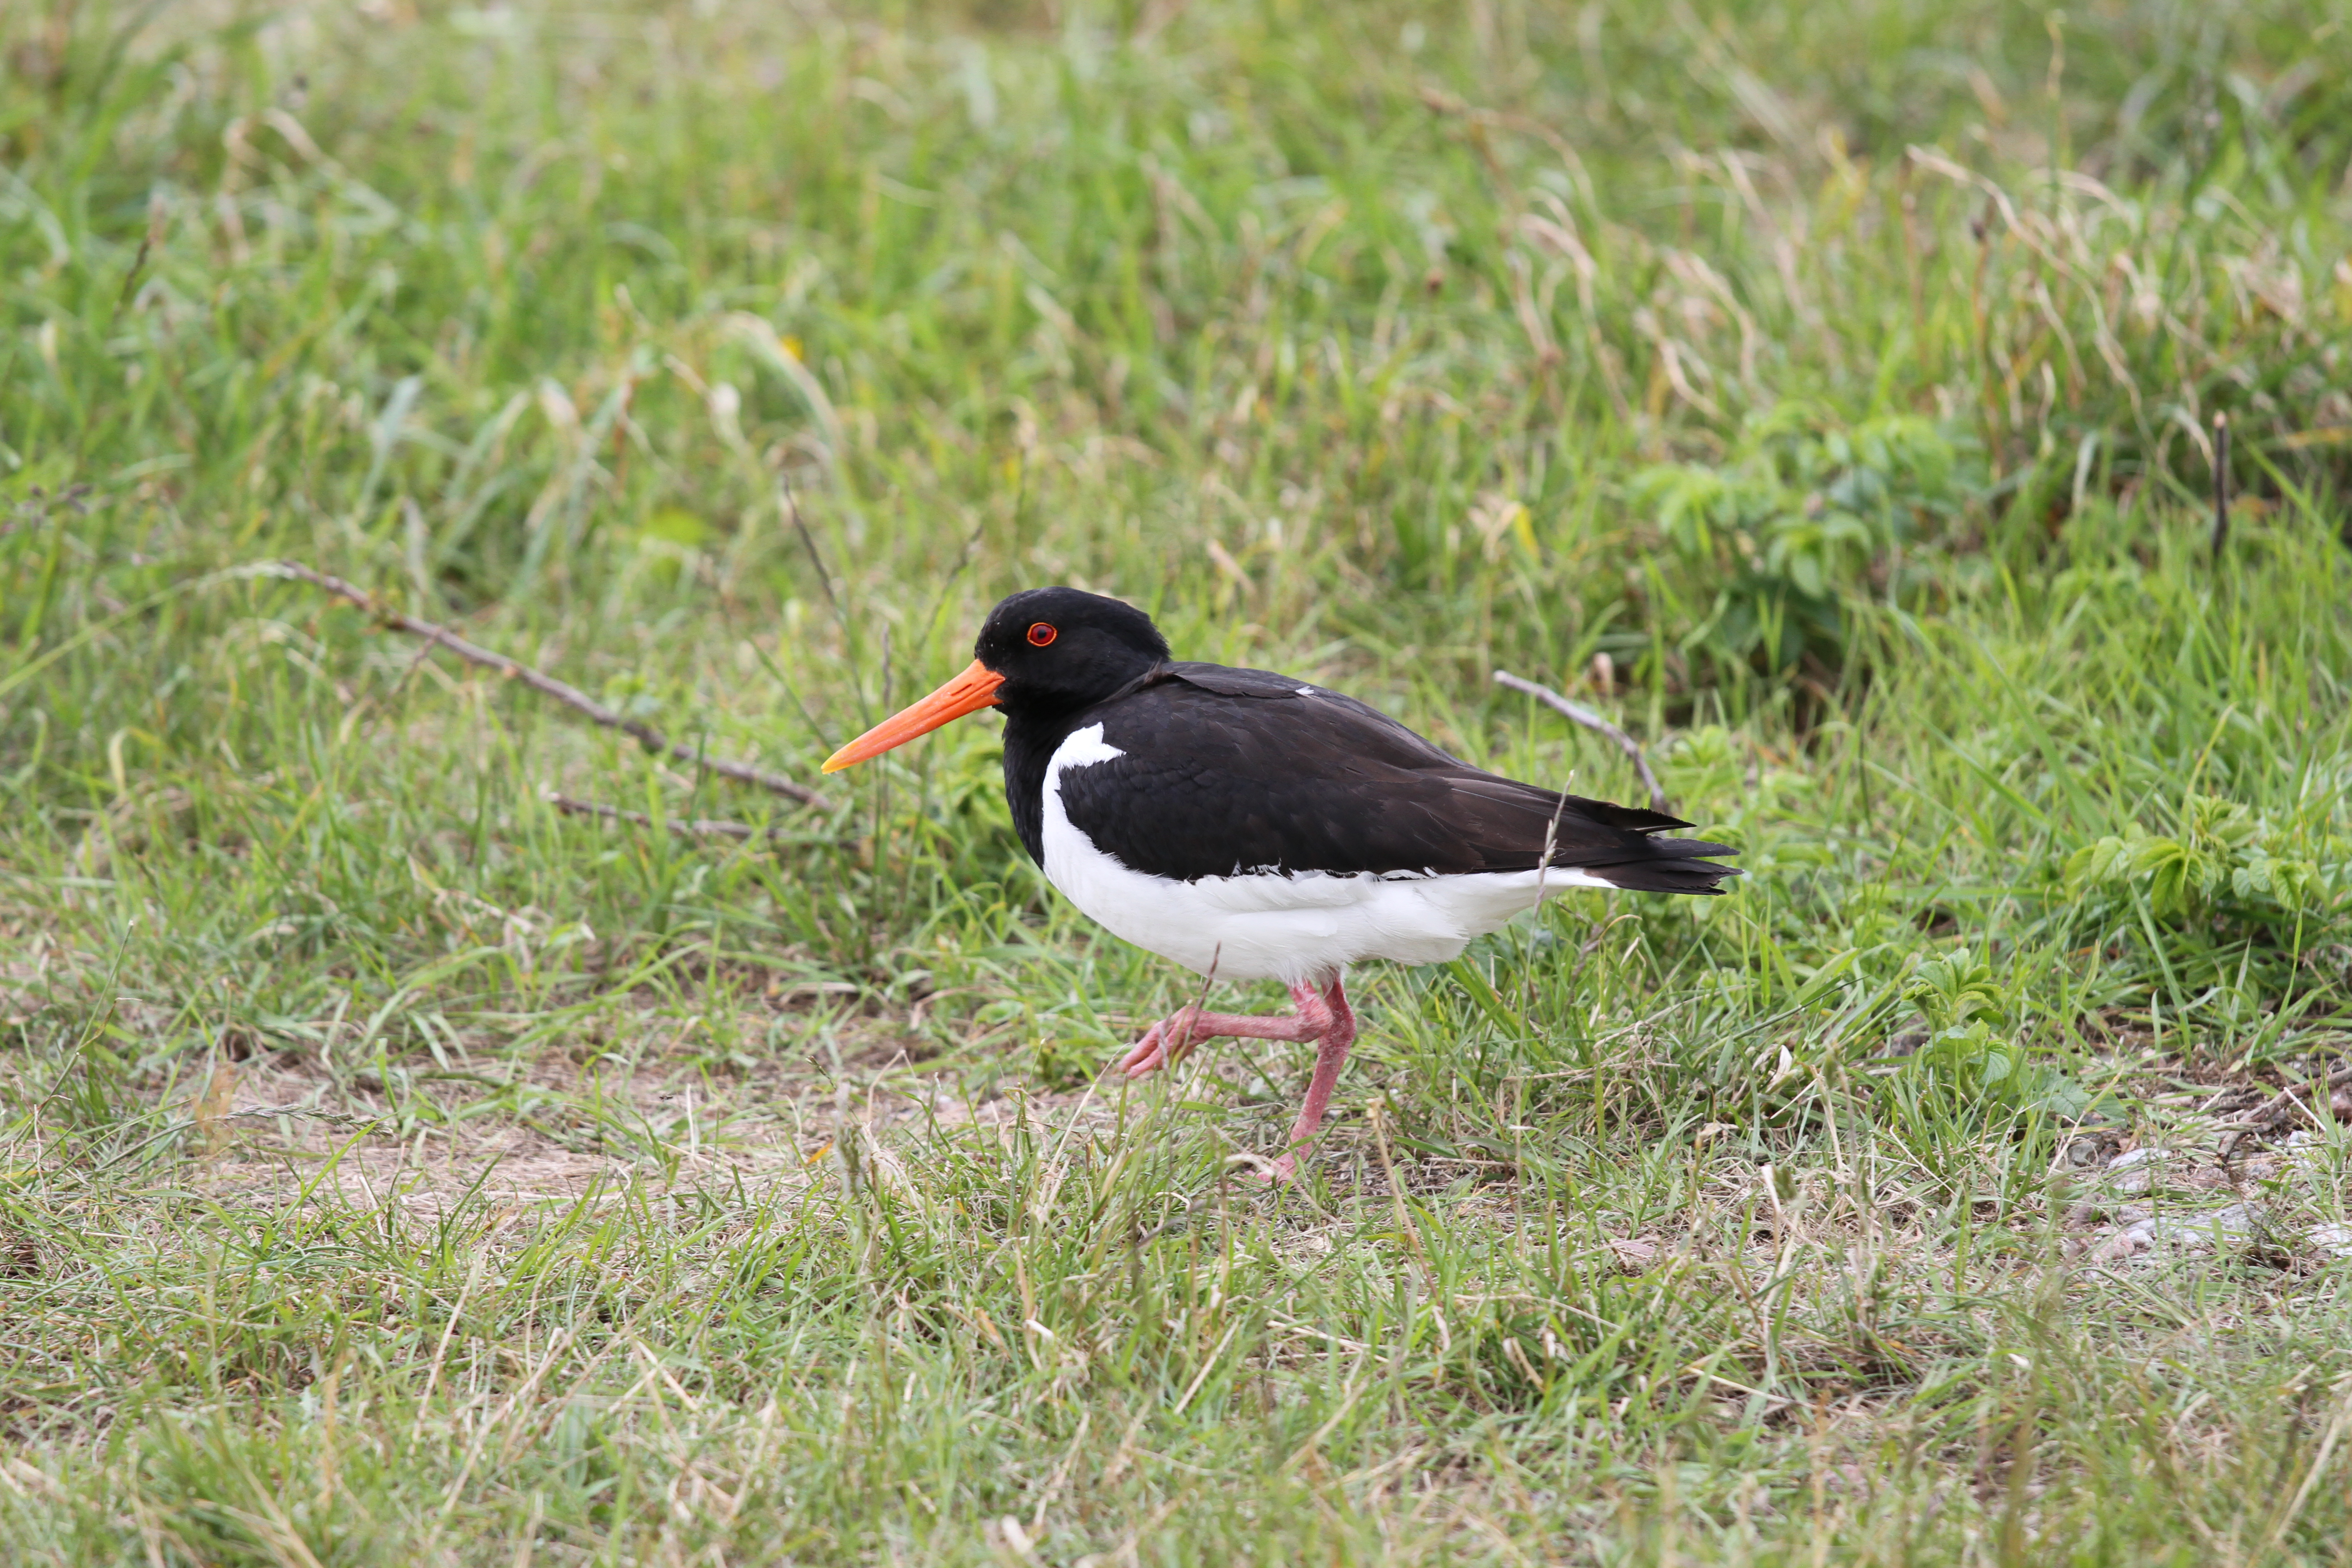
top-left (1037, 724), bottom-right (1612, 984)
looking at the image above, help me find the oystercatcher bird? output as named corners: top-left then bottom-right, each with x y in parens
top-left (823, 588), bottom-right (1739, 1180)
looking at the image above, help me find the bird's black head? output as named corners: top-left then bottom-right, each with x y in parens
top-left (973, 587), bottom-right (1170, 720)
top-left (821, 586), bottom-right (1171, 775)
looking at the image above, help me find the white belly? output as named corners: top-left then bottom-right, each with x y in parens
top-left (1039, 725), bottom-right (1611, 984)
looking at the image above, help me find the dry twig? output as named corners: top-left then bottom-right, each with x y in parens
top-left (2230, 1062), bottom-right (2352, 1136)
top-left (545, 793), bottom-right (773, 842)
top-left (267, 561), bottom-right (826, 808)
top-left (2209, 411), bottom-right (2233, 558)
top-left (1493, 670), bottom-right (1669, 813)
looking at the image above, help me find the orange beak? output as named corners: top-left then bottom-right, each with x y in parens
top-left (821, 659), bottom-right (1005, 773)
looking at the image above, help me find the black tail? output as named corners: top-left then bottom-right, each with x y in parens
top-left (1568, 836), bottom-right (1742, 896)
top-left (1449, 774), bottom-right (1741, 889)
top-left (1585, 857), bottom-right (1741, 895)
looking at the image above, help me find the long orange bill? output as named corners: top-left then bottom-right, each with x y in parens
top-left (821, 659), bottom-right (1005, 773)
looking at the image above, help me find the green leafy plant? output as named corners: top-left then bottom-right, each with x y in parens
top-left (1898, 953), bottom-right (2096, 1120)
top-left (1633, 406), bottom-right (1972, 682)
top-left (2066, 793), bottom-right (2344, 939)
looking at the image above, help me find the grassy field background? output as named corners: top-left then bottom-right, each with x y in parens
top-left (5, 0), bottom-right (2352, 1560)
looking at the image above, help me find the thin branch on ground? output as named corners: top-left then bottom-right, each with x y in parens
top-left (1493, 670), bottom-right (1669, 813)
top-left (2210, 411), bottom-right (2232, 559)
top-left (545, 792), bottom-right (773, 842)
top-left (266, 561), bottom-right (828, 808)
top-left (2230, 1061), bottom-right (2352, 1136)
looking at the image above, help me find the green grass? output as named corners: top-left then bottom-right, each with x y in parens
top-left (5, 0), bottom-right (2352, 1561)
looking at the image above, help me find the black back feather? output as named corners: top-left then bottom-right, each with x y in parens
top-left (1001, 663), bottom-right (1740, 892)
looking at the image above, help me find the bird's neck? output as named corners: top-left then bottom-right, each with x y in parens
top-left (999, 708), bottom-right (1069, 866)
top-left (997, 665), bottom-right (1167, 865)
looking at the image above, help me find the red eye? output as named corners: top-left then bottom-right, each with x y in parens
top-left (1027, 623), bottom-right (1057, 647)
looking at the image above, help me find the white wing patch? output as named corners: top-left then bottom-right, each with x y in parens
top-left (1044, 721), bottom-right (1125, 775)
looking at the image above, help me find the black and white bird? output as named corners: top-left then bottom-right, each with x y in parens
top-left (824, 588), bottom-right (1739, 1180)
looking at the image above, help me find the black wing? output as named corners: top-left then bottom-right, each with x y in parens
top-left (1057, 666), bottom-right (1739, 892)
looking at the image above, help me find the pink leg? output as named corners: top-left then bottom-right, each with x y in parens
top-left (1268, 976), bottom-right (1357, 1183)
top-left (1112, 975), bottom-right (1360, 1184)
top-left (1117, 982), bottom-right (1333, 1076)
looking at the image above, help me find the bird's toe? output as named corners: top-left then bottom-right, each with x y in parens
top-left (1117, 1022), bottom-right (1171, 1076)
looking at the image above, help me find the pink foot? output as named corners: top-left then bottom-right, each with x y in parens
top-left (1116, 1008), bottom-right (1200, 1078)
top-left (1109, 977), bottom-right (1361, 1181)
